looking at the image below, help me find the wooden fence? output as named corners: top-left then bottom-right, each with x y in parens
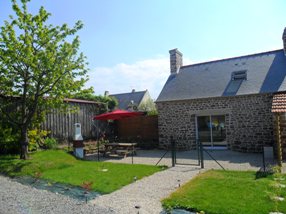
top-left (41, 99), bottom-right (103, 141)
top-left (116, 115), bottom-right (158, 148)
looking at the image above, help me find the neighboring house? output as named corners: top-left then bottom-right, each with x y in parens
top-left (156, 28), bottom-right (286, 156)
top-left (106, 89), bottom-right (156, 112)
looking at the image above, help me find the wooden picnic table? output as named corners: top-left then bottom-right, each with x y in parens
top-left (104, 143), bottom-right (137, 157)
top-left (83, 141), bottom-right (105, 156)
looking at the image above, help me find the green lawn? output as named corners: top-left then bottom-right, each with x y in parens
top-left (162, 170), bottom-right (286, 214)
top-left (0, 150), bottom-right (164, 194)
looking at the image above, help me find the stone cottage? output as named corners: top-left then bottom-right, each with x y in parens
top-left (156, 28), bottom-right (286, 155)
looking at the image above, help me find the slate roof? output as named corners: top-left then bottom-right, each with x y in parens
top-left (110, 90), bottom-right (146, 109)
top-left (157, 49), bottom-right (286, 102)
top-left (272, 93), bottom-right (286, 113)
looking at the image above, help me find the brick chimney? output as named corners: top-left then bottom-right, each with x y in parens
top-left (283, 27), bottom-right (286, 56)
top-left (169, 48), bottom-right (183, 74)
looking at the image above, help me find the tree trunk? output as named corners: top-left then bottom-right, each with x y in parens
top-left (20, 126), bottom-right (29, 160)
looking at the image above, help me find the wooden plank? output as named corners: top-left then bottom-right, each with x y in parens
top-left (58, 109), bottom-right (61, 139)
top-left (63, 111), bottom-right (66, 140)
top-left (51, 108), bottom-right (55, 138)
top-left (276, 114), bottom-right (283, 166)
top-left (83, 104), bottom-right (87, 137)
top-left (57, 108), bottom-right (60, 138)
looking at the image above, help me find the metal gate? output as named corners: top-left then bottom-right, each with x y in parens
top-left (170, 136), bottom-right (203, 168)
top-left (155, 136), bottom-right (225, 169)
top-left (170, 137), bottom-right (225, 170)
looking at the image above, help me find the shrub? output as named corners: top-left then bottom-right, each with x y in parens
top-left (28, 129), bottom-right (49, 151)
top-left (44, 137), bottom-right (58, 149)
top-left (0, 126), bottom-right (19, 154)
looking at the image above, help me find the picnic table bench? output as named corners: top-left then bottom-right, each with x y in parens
top-left (104, 143), bottom-right (137, 158)
top-left (83, 142), bottom-right (105, 156)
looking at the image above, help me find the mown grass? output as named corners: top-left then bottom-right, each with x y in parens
top-left (0, 150), bottom-right (164, 194)
top-left (162, 170), bottom-right (286, 214)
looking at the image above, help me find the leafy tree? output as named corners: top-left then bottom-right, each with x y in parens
top-left (72, 87), bottom-right (118, 112)
top-left (0, 0), bottom-right (88, 159)
top-left (138, 99), bottom-right (157, 114)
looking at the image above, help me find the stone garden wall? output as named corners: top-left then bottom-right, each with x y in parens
top-left (157, 93), bottom-right (275, 152)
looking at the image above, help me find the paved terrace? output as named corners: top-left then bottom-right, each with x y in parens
top-left (86, 149), bottom-right (270, 171)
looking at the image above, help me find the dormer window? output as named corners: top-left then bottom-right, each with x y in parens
top-left (231, 70), bottom-right (247, 80)
top-left (223, 70), bottom-right (247, 96)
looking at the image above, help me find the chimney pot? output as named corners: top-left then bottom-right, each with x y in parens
top-left (104, 91), bottom-right (109, 96)
top-left (169, 48), bottom-right (183, 74)
top-left (283, 27), bottom-right (286, 56)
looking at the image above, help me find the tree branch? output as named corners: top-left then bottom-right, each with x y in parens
top-left (0, 105), bottom-right (21, 126)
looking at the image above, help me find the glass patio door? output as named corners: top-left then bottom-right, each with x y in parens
top-left (197, 115), bottom-right (226, 147)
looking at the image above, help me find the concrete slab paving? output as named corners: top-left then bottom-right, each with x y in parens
top-left (86, 149), bottom-right (269, 171)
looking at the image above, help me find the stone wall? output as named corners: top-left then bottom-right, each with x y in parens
top-left (157, 93), bottom-right (275, 152)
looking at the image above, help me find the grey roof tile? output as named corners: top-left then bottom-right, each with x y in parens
top-left (110, 91), bottom-right (146, 109)
top-left (157, 49), bottom-right (286, 102)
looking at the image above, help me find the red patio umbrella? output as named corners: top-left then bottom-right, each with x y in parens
top-left (92, 109), bottom-right (144, 161)
top-left (93, 109), bottom-right (144, 121)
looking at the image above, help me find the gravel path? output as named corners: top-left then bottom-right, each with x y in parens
top-left (0, 166), bottom-right (201, 214)
top-left (0, 175), bottom-right (114, 214)
top-left (90, 166), bottom-right (202, 214)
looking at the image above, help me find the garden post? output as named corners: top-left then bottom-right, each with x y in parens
top-left (171, 136), bottom-right (176, 167)
top-left (132, 143), bottom-right (134, 164)
top-left (262, 146), bottom-right (266, 172)
top-left (276, 114), bottom-right (283, 167)
top-left (199, 140), bottom-right (204, 169)
top-left (97, 120), bottom-right (100, 161)
top-left (196, 138), bottom-right (201, 166)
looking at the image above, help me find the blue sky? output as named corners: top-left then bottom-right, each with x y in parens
top-left (1, 0), bottom-right (286, 99)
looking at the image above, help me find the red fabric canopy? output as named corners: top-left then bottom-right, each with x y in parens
top-left (93, 109), bottom-right (144, 121)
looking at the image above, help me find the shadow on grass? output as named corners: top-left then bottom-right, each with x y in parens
top-left (55, 163), bottom-right (74, 170)
top-left (255, 170), bottom-right (273, 179)
top-left (0, 155), bottom-right (31, 177)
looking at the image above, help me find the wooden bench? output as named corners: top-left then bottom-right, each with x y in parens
top-left (115, 149), bottom-right (135, 157)
top-left (83, 142), bottom-right (105, 156)
top-left (104, 143), bottom-right (137, 158)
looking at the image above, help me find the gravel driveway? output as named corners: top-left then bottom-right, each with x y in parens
top-left (0, 166), bottom-right (201, 214)
top-left (0, 175), bottom-right (114, 214)
top-left (1, 149), bottom-right (278, 214)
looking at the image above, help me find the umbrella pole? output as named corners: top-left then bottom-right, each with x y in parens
top-left (97, 120), bottom-right (100, 161)
top-left (132, 143), bottom-right (134, 164)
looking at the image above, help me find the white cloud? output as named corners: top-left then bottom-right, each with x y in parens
top-left (86, 56), bottom-right (194, 100)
